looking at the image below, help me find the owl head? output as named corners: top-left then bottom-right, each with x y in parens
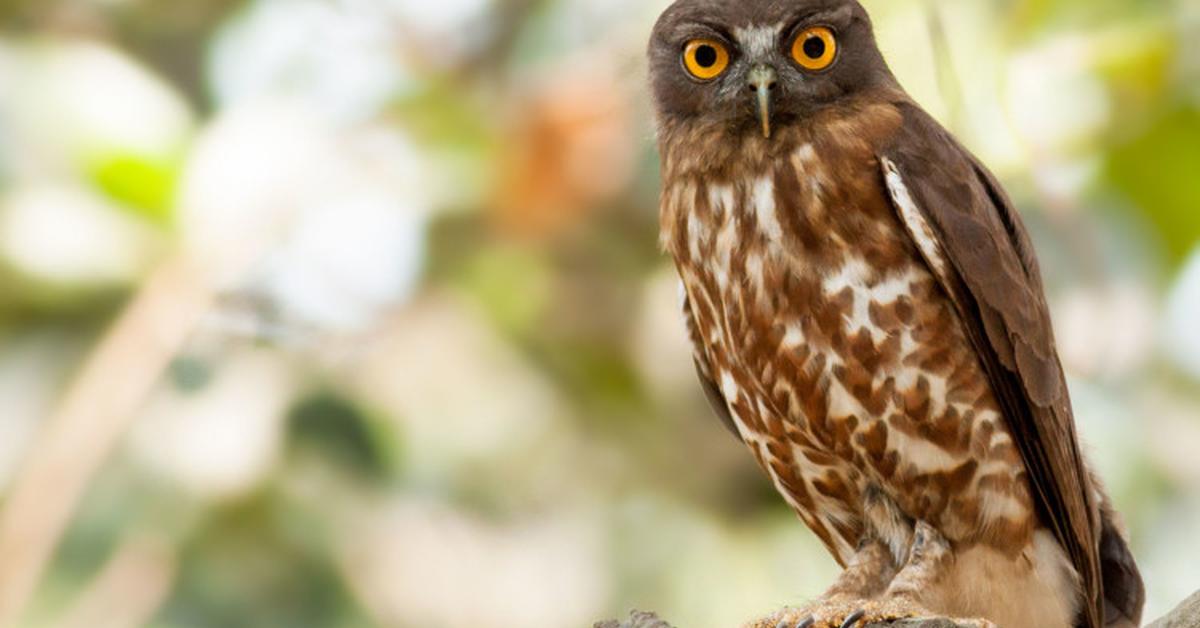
top-left (648, 0), bottom-right (898, 139)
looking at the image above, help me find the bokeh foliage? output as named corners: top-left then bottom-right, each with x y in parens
top-left (0, 1), bottom-right (1198, 627)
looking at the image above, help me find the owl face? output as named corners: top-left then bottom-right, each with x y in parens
top-left (648, 0), bottom-right (895, 139)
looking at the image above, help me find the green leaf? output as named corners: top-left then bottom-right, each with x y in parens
top-left (1104, 107), bottom-right (1200, 265)
top-left (287, 392), bottom-right (399, 483)
top-left (86, 153), bottom-right (179, 224)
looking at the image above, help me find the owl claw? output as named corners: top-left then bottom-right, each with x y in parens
top-left (773, 616), bottom-right (813, 628)
top-left (839, 610), bottom-right (866, 628)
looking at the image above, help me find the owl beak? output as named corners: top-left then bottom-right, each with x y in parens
top-left (748, 65), bottom-right (777, 139)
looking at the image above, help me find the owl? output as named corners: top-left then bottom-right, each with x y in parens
top-left (647, 1), bottom-right (1144, 627)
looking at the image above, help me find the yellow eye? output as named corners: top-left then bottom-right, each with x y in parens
top-left (792, 26), bottom-right (837, 71)
top-left (683, 39), bottom-right (730, 80)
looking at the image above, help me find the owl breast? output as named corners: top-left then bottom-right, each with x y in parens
top-left (663, 131), bottom-right (1037, 565)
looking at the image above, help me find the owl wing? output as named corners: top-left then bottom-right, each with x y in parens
top-left (879, 102), bottom-right (1127, 628)
top-left (682, 293), bottom-right (743, 441)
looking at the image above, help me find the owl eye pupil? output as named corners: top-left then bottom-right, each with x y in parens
top-left (803, 36), bottom-right (826, 59)
top-left (695, 45), bottom-right (718, 68)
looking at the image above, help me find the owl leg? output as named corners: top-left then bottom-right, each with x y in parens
top-left (835, 522), bottom-right (997, 628)
top-left (777, 524), bottom-right (995, 627)
top-left (883, 521), bottom-right (953, 603)
top-left (742, 539), bottom-right (899, 628)
top-left (824, 537), bottom-right (899, 600)
top-left (750, 490), bottom-right (998, 628)
top-left (744, 490), bottom-right (910, 628)
top-left (769, 502), bottom-right (932, 628)
top-left (800, 488), bottom-right (911, 604)
top-left (829, 495), bottom-right (999, 628)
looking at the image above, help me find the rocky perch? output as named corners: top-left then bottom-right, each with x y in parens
top-left (1148, 590), bottom-right (1200, 628)
top-left (597, 592), bottom-right (1200, 628)
top-left (595, 615), bottom-right (982, 628)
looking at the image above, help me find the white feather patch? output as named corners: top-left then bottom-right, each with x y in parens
top-left (882, 157), bottom-right (949, 281)
top-left (720, 370), bottom-right (740, 401)
top-left (752, 176), bottom-right (782, 241)
top-left (708, 184), bottom-right (734, 219)
top-left (781, 323), bottom-right (806, 349)
top-left (733, 24), bottom-right (784, 59)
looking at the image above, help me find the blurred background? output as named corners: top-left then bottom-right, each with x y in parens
top-left (0, 0), bottom-right (1197, 626)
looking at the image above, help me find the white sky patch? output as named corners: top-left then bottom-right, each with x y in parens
top-left (1163, 247), bottom-right (1200, 381)
top-left (210, 0), bottom-right (415, 122)
top-left (4, 41), bottom-right (193, 164)
top-left (0, 185), bottom-right (156, 285)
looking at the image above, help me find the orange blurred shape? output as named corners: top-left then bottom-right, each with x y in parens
top-left (492, 64), bottom-right (636, 239)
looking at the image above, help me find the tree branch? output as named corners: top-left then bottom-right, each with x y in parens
top-left (599, 591), bottom-right (1200, 628)
top-left (594, 613), bottom-right (979, 628)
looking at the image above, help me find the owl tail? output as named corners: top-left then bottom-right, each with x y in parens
top-left (1098, 497), bottom-right (1145, 628)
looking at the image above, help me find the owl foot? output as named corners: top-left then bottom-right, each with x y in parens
top-left (749, 604), bottom-right (995, 628)
top-left (745, 597), bottom-right (920, 628)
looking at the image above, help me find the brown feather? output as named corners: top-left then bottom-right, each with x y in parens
top-left (1094, 472), bottom-right (1146, 627)
top-left (878, 100), bottom-right (1144, 628)
top-left (696, 360), bottom-right (743, 441)
top-left (648, 2), bottom-right (1143, 625)
top-left (682, 293), bottom-right (744, 441)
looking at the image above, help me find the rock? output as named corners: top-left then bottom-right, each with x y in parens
top-left (594, 610), bottom-right (676, 628)
top-left (865, 621), bottom-right (975, 628)
top-left (594, 614), bottom-right (977, 628)
top-left (598, 598), bottom-right (1200, 628)
top-left (1149, 590), bottom-right (1200, 628)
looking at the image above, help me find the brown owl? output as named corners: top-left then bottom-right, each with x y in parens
top-left (647, 1), bottom-right (1145, 627)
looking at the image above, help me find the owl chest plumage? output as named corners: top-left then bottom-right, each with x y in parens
top-left (661, 128), bottom-right (1037, 565)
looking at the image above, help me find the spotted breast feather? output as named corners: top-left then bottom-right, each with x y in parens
top-left (662, 97), bottom-right (1140, 628)
top-left (649, 1), bottom-right (1143, 625)
top-left (666, 99), bottom-right (1039, 562)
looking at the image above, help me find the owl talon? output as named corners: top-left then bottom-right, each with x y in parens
top-left (839, 610), bottom-right (866, 628)
top-left (773, 616), bottom-right (812, 628)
